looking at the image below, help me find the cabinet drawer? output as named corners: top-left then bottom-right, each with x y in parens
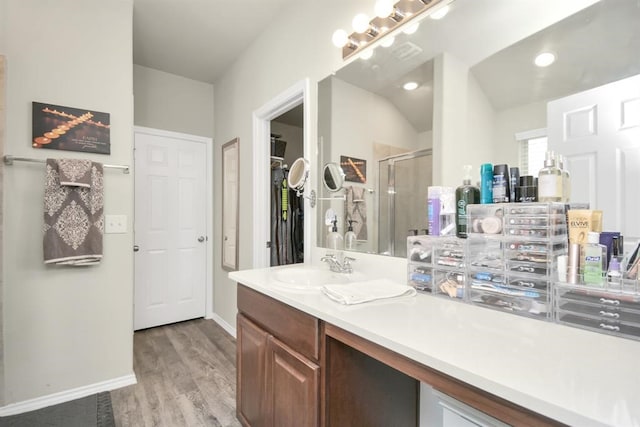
top-left (238, 284), bottom-right (320, 361)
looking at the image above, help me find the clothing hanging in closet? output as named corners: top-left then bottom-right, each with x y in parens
top-left (271, 166), bottom-right (304, 266)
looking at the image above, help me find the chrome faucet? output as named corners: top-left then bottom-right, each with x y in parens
top-left (321, 253), bottom-right (356, 274)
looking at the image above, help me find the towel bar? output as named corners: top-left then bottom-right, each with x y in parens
top-left (3, 154), bottom-right (130, 174)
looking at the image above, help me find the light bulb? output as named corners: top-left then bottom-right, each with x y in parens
top-left (402, 22), bottom-right (419, 34)
top-left (403, 81), bottom-right (418, 91)
top-left (374, 0), bottom-right (395, 18)
top-left (430, 5), bottom-right (450, 20)
top-left (352, 13), bottom-right (371, 33)
top-left (332, 29), bottom-right (349, 48)
top-left (380, 35), bottom-right (395, 48)
top-left (534, 52), bottom-right (556, 67)
top-left (359, 48), bottom-right (374, 60)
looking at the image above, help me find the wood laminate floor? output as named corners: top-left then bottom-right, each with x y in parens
top-left (111, 318), bottom-right (241, 427)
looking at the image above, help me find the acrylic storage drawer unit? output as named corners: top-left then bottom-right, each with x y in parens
top-left (432, 268), bottom-right (466, 300)
top-left (555, 282), bottom-right (640, 340)
top-left (466, 205), bottom-right (504, 236)
top-left (408, 263), bottom-right (433, 292)
top-left (407, 235), bottom-right (433, 265)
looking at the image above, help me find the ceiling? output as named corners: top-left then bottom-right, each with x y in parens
top-left (132, 0), bottom-right (298, 84)
top-left (333, 0), bottom-right (639, 133)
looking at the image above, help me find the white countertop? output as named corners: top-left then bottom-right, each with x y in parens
top-left (230, 264), bottom-right (640, 427)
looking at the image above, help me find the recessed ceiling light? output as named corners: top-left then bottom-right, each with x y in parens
top-left (534, 52), bottom-right (556, 67)
top-left (403, 81), bottom-right (419, 91)
top-left (430, 5), bottom-right (450, 20)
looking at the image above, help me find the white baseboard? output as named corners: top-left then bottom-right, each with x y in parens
top-left (0, 373), bottom-right (137, 416)
top-left (209, 312), bottom-right (236, 338)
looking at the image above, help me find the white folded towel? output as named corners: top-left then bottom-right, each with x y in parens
top-left (322, 279), bottom-right (417, 305)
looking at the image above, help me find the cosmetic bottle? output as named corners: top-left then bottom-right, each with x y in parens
top-left (344, 219), bottom-right (357, 250)
top-left (492, 164), bottom-right (510, 203)
top-left (606, 236), bottom-right (623, 287)
top-left (509, 167), bottom-right (520, 202)
top-left (480, 163), bottom-right (493, 204)
top-left (326, 217), bottom-right (343, 251)
top-left (515, 175), bottom-right (537, 202)
top-left (581, 231), bottom-right (606, 286)
top-left (455, 165), bottom-right (480, 238)
top-left (557, 154), bottom-right (571, 202)
top-left (537, 151), bottom-right (563, 202)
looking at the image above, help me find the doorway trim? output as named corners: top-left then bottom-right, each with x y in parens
top-left (133, 126), bottom-right (214, 321)
top-left (252, 79), bottom-right (311, 268)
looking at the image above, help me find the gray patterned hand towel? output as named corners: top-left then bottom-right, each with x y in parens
top-left (43, 159), bottom-right (104, 266)
top-left (346, 186), bottom-right (368, 241)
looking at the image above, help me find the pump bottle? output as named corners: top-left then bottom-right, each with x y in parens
top-left (537, 151), bottom-right (563, 202)
top-left (344, 219), bottom-right (357, 250)
top-left (455, 165), bottom-right (480, 238)
top-left (326, 216), bottom-right (344, 251)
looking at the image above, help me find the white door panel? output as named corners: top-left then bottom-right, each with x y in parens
top-left (547, 73), bottom-right (640, 238)
top-left (135, 130), bottom-right (207, 330)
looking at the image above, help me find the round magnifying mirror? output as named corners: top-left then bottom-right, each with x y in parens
top-left (322, 162), bottom-right (345, 192)
top-left (288, 157), bottom-right (309, 192)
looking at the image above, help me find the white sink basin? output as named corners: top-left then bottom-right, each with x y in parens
top-left (272, 266), bottom-right (364, 290)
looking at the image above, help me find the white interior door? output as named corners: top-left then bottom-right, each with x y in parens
top-left (134, 128), bottom-right (207, 330)
top-left (547, 73), bottom-right (640, 238)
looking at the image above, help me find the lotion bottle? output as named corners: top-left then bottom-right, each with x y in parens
top-left (455, 165), bottom-right (480, 238)
top-left (344, 219), bottom-right (357, 250)
top-left (537, 151), bottom-right (563, 202)
top-left (326, 217), bottom-right (344, 251)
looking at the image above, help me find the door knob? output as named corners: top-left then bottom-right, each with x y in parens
top-left (133, 245), bottom-right (140, 252)
top-left (198, 236), bottom-right (205, 242)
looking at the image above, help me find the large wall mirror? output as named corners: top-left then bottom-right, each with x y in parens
top-left (317, 0), bottom-right (640, 257)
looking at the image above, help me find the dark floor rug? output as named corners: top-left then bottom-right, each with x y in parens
top-left (0, 392), bottom-right (114, 427)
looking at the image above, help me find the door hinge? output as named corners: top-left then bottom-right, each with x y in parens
top-left (266, 241), bottom-right (272, 248)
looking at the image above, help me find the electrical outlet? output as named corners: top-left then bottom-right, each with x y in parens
top-left (105, 214), bottom-right (127, 234)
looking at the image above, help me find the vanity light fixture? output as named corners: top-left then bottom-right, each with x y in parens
top-left (429, 5), bottom-right (450, 19)
top-left (359, 48), bottom-right (374, 60)
top-left (333, 0), bottom-right (454, 60)
top-left (402, 22), bottom-right (420, 34)
top-left (534, 52), bottom-right (556, 67)
top-left (352, 13), bottom-right (371, 33)
top-left (403, 81), bottom-right (419, 90)
top-left (380, 35), bottom-right (395, 48)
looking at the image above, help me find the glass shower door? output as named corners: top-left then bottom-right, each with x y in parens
top-left (378, 149), bottom-right (432, 257)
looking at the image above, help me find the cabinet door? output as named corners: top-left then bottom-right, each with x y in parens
top-left (237, 314), bottom-right (268, 427)
top-left (266, 335), bottom-right (320, 427)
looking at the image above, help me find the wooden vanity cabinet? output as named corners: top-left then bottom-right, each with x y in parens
top-left (237, 285), bottom-right (320, 427)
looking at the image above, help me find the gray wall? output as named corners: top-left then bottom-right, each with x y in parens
top-left (1, 1), bottom-right (134, 404)
top-left (133, 65), bottom-right (214, 138)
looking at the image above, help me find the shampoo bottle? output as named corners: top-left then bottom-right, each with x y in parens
top-left (326, 217), bottom-right (344, 251)
top-left (344, 219), bottom-right (357, 250)
top-left (480, 163), bottom-right (493, 204)
top-left (538, 151), bottom-right (563, 202)
top-left (455, 165), bottom-right (480, 238)
top-left (581, 231), bottom-right (606, 286)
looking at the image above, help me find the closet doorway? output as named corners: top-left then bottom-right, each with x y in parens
top-left (270, 105), bottom-right (304, 266)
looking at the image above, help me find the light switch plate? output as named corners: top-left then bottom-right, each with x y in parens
top-left (105, 214), bottom-right (127, 234)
